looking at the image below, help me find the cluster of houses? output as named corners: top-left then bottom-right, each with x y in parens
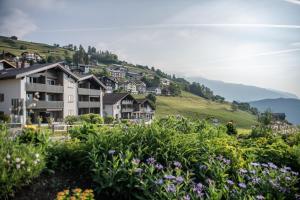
top-left (0, 58), bottom-right (155, 125)
top-left (100, 64), bottom-right (171, 95)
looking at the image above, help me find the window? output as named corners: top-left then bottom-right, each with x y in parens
top-left (68, 95), bottom-right (74, 103)
top-left (47, 78), bottom-right (56, 85)
top-left (27, 77), bottom-right (38, 83)
top-left (0, 93), bottom-right (4, 102)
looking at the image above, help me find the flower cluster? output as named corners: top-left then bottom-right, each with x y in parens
top-left (56, 188), bottom-right (94, 200)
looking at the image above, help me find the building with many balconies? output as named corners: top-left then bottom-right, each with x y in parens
top-left (0, 62), bottom-right (106, 124)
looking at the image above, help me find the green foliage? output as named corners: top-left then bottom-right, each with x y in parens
top-left (226, 122), bottom-right (237, 135)
top-left (0, 113), bottom-right (10, 123)
top-left (64, 115), bottom-right (80, 125)
top-left (18, 128), bottom-right (50, 146)
top-left (146, 93), bottom-right (156, 103)
top-left (0, 128), bottom-right (45, 198)
top-left (80, 114), bottom-right (104, 124)
top-left (104, 116), bottom-right (114, 124)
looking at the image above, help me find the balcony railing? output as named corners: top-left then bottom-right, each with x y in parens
top-left (78, 88), bottom-right (100, 96)
top-left (26, 100), bottom-right (64, 109)
top-left (121, 108), bottom-right (133, 112)
top-left (78, 101), bottom-right (101, 108)
top-left (121, 100), bottom-right (132, 105)
top-left (26, 83), bottom-right (63, 93)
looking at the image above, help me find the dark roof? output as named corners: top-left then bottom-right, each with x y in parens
top-left (0, 62), bottom-right (79, 80)
top-left (136, 98), bottom-right (155, 110)
top-left (103, 93), bottom-right (134, 105)
top-left (78, 74), bottom-right (106, 90)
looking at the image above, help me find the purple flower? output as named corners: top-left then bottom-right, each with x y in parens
top-left (251, 162), bottom-right (260, 167)
top-left (164, 175), bottom-right (176, 180)
top-left (193, 183), bottom-right (204, 197)
top-left (239, 168), bottom-right (247, 174)
top-left (108, 150), bottom-right (116, 155)
top-left (223, 158), bottom-right (231, 165)
top-left (261, 163), bottom-right (268, 167)
top-left (182, 194), bottom-right (190, 200)
top-left (146, 157), bottom-right (156, 165)
top-left (173, 161), bottom-right (182, 168)
top-left (256, 195), bottom-right (265, 200)
top-left (155, 163), bottom-right (164, 170)
top-left (285, 176), bottom-right (291, 181)
top-left (134, 168), bottom-right (143, 174)
top-left (268, 162), bottom-right (277, 169)
top-left (166, 184), bottom-right (176, 193)
top-left (238, 182), bottom-right (247, 189)
top-left (284, 166), bottom-right (291, 171)
top-left (175, 176), bottom-right (184, 184)
top-left (227, 179), bottom-right (234, 186)
top-left (252, 177), bottom-right (261, 184)
top-left (154, 179), bottom-right (164, 185)
top-left (292, 171), bottom-right (299, 176)
top-left (132, 158), bottom-right (140, 165)
top-left (249, 170), bottom-right (256, 174)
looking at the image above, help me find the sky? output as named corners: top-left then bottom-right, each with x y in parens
top-left (0, 0), bottom-right (300, 97)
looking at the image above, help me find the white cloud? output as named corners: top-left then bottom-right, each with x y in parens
top-left (284, 0), bottom-right (300, 5)
top-left (0, 9), bottom-right (37, 38)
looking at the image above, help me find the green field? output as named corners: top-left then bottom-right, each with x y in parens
top-left (156, 91), bottom-right (257, 128)
top-left (0, 36), bottom-right (74, 59)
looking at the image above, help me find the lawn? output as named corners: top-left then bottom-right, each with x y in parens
top-left (156, 91), bottom-right (257, 128)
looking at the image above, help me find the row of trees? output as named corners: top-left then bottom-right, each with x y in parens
top-left (231, 101), bottom-right (259, 115)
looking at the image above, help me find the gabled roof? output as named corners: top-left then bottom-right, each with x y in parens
top-left (78, 74), bottom-right (106, 90)
top-left (103, 93), bottom-right (136, 105)
top-left (0, 59), bottom-right (16, 68)
top-left (136, 98), bottom-right (155, 110)
top-left (0, 62), bottom-right (79, 80)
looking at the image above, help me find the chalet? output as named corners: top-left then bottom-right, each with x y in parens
top-left (0, 51), bottom-right (18, 62)
top-left (147, 87), bottom-right (161, 95)
top-left (21, 52), bottom-right (42, 63)
top-left (99, 76), bottom-right (118, 93)
top-left (70, 64), bottom-right (91, 74)
top-left (161, 78), bottom-right (171, 86)
top-left (103, 93), bottom-right (137, 120)
top-left (107, 64), bottom-right (127, 78)
top-left (127, 71), bottom-right (142, 80)
top-left (133, 99), bottom-right (155, 123)
top-left (135, 81), bottom-right (147, 94)
top-left (119, 81), bottom-right (138, 94)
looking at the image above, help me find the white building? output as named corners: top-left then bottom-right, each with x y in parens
top-left (0, 62), bottom-right (106, 124)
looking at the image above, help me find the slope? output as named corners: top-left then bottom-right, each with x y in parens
top-left (156, 91), bottom-right (257, 128)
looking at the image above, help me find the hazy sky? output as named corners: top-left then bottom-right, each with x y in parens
top-left (0, 0), bottom-right (300, 97)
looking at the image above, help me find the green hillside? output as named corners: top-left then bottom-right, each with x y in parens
top-left (0, 36), bottom-right (74, 59)
top-left (156, 91), bottom-right (257, 128)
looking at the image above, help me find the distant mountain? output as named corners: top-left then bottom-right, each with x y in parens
top-left (249, 98), bottom-right (300, 125)
top-left (187, 77), bottom-right (298, 102)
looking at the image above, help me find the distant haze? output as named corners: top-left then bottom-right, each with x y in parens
top-left (0, 0), bottom-right (299, 96)
top-left (187, 77), bottom-right (298, 102)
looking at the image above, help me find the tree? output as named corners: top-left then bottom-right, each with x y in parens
top-left (10, 36), bottom-right (18, 40)
top-left (226, 121), bottom-right (237, 135)
top-left (258, 110), bottom-right (272, 126)
top-left (169, 82), bottom-right (181, 96)
top-left (146, 93), bottom-right (156, 103)
top-left (231, 103), bottom-right (238, 112)
top-left (47, 55), bottom-right (55, 63)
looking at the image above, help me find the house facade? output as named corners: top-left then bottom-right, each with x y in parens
top-left (21, 52), bottom-right (42, 63)
top-left (132, 99), bottom-right (155, 123)
top-left (119, 81), bottom-right (138, 94)
top-left (99, 76), bottom-right (118, 93)
top-left (147, 87), bottom-right (162, 95)
top-left (0, 63), bottom-right (106, 124)
top-left (135, 81), bottom-right (147, 94)
top-left (107, 64), bottom-right (127, 78)
top-left (103, 93), bottom-right (136, 120)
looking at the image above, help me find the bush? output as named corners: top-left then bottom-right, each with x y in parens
top-left (65, 115), bottom-right (80, 125)
top-left (18, 128), bottom-right (50, 146)
top-left (0, 129), bottom-right (45, 198)
top-left (226, 121), bottom-right (237, 135)
top-left (104, 116), bottom-right (114, 124)
top-left (0, 113), bottom-right (10, 123)
top-left (80, 114), bottom-right (103, 124)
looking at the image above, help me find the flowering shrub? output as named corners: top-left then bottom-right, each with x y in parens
top-left (56, 188), bottom-right (94, 200)
top-left (0, 128), bottom-right (45, 198)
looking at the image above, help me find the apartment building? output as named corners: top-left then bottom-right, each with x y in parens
top-left (0, 62), bottom-right (106, 124)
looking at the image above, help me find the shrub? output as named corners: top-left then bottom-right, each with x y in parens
top-left (0, 129), bottom-right (45, 198)
top-left (104, 116), bottom-right (114, 124)
top-left (56, 188), bottom-right (95, 200)
top-left (64, 115), bottom-right (80, 125)
top-left (18, 127), bottom-right (50, 146)
top-left (226, 122), bottom-right (237, 135)
top-left (80, 114), bottom-right (103, 124)
top-left (0, 113), bottom-right (10, 123)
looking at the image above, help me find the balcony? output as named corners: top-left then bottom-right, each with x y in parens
top-left (78, 88), bottom-right (100, 96)
top-left (121, 100), bottom-right (132, 105)
top-left (26, 83), bottom-right (63, 93)
top-left (121, 108), bottom-right (133, 112)
top-left (78, 101), bottom-right (101, 108)
top-left (26, 100), bottom-right (64, 109)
